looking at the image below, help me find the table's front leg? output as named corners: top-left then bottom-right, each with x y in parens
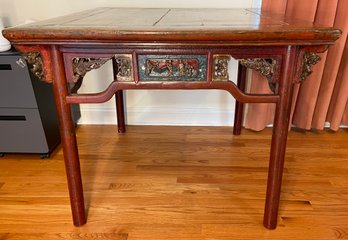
top-left (51, 45), bottom-right (86, 226)
top-left (233, 62), bottom-right (247, 135)
top-left (263, 46), bottom-right (297, 229)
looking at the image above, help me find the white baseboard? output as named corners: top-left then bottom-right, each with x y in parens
top-left (78, 106), bottom-right (236, 126)
top-left (78, 106), bottom-right (348, 129)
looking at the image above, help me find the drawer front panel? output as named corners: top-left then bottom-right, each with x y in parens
top-left (138, 54), bottom-right (207, 81)
top-left (0, 108), bottom-right (48, 153)
top-left (0, 55), bottom-right (38, 108)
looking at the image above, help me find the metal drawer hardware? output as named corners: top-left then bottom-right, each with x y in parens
top-left (0, 64), bottom-right (12, 70)
top-left (0, 115), bottom-right (26, 121)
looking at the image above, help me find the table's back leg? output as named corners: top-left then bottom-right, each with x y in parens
top-left (115, 90), bottom-right (126, 133)
top-left (51, 45), bottom-right (86, 226)
top-left (263, 46), bottom-right (296, 229)
top-left (112, 58), bottom-right (126, 133)
top-left (233, 62), bottom-right (247, 135)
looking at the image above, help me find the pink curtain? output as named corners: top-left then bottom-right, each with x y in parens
top-left (245, 0), bottom-right (348, 131)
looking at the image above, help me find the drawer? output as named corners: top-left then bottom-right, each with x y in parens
top-left (0, 108), bottom-right (49, 153)
top-left (0, 55), bottom-right (38, 108)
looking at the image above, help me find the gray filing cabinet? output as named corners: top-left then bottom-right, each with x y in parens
top-left (0, 50), bottom-right (79, 157)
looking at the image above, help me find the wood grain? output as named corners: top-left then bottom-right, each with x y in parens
top-left (0, 125), bottom-right (347, 239)
top-left (3, 8), bottom-right (340, 44)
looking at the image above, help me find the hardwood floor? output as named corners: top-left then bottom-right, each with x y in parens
top-left (0, 125), bottom-right (347, 239)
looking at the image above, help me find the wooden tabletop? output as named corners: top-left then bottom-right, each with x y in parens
top-left (3, 8), bottom-right (341, 44)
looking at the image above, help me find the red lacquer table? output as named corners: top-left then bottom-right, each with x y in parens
top-left (3, 8), bottom-right (341, 229)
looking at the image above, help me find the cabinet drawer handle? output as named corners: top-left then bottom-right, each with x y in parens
top-left (0, 64), bottom-right (12, 70)
top-left (0, 115), bottom-right (26, 121)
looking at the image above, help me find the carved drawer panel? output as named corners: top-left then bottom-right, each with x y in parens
top-left (138, 54), bottom-right (207, 81)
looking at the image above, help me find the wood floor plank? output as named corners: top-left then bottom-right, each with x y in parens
top-left (0, 233), bottom-right (128, 240)
top-left (0, 125), bottom-right (347, 239)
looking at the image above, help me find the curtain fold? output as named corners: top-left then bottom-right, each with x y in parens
top-left (244, 0), bottom-right (348, 131)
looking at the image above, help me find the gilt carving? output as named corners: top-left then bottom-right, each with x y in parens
top-left (138, 55), bottom-right (207, 81)
top-left (240, 58), bottom-right (277, 92)
top-left (19, 52), bottom-right (45, 81)
top-left (213, 55), bottom-right (231, 81)
top-left (114, 54), bottom-right (133, 81)
top-left (299, 52), bottom-right (321, 82)
top-left (72, 57), bottom-right (111, 82)
top-left (145, 58), bottom-right (198, 77)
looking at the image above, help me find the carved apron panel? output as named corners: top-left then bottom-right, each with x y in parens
top-left (114, 54), bottom-right (133, 82)
top-left (138, 55), bottom-right (207, 81)
top-left (212, 55), bottom-right (231, 81)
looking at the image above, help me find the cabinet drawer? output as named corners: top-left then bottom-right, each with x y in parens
top-left (0, 55), bottom-right (38, 108)
top-left (0, 108), bottom-right (49, 153)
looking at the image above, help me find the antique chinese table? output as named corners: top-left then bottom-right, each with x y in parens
top-left (3, 8), bottom-right (341, 229)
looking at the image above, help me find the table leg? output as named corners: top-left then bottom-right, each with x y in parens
top-left (263, 46), bottom-right (296, 229)
top-left (233, 62), bottom-right (247, 135)
top-left (51, 45), bottom-right (86, 226)
top-left (112, 58), bottom-right (126, 133)
top-left (115, 90), bottom-right (126, 133)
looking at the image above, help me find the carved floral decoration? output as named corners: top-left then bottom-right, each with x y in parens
top-left (299, 52), bottom-right (321, 83)
top-left (72, 57), bottom-right (111, 82)
top-left (213, 55), bottom-right (231, 81)
top-left (114, 54), bottom-right (133, 81)
top-left (18, 52), bottom-right (45, 81)
top-left (240, 58), bottom-right (277, 92)
top-left (21, 51), bottom-right (321, 92)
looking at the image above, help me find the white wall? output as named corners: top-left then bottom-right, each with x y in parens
top-left (0, 0), bottom-right (261, 126)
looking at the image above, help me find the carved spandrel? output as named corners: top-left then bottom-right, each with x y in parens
top-left (212, 55), bottom-right (231, 81)
top-left (17, 52), bottom-right (45, 81)
top-left (299, 52), bottom-right (321, 83)
top-left (114, 54), bottom-right (133, 82)
top-left (72, 57), bottom-right (111, 82)
top-left (239, 58), bottom-right (277, 92)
